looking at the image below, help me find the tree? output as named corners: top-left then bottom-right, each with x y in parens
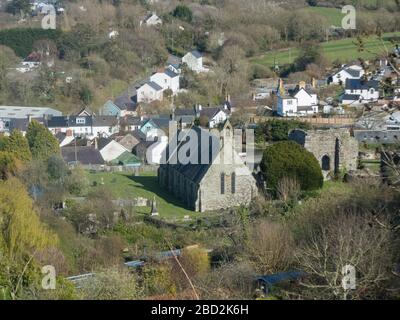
top-left (26, 120), bottom-right (60, 160)
top-left (0, 130), bottom-right (32, 162)
top-left (6, 0), bottom-right (30, 15)
top-left (260, 141), bottom-right (323, 192)
top-left (78, 266), bottom-right (142, 300)
top-left (296, 212), bottom-right (394, 300)
top-left (0, 178), bottom-right (57, 298)
top-left (294, 42), bottom-right (323, 72)
top-left (246, 221), bottom-right (294, 274)
top-left (172, 5), bottom-right (193, 23)
top-left (0, 152), bottom-right (22, 180)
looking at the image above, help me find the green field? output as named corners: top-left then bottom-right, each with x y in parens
top-left (87, 171), bottom-right (199, 220)
top-left (252, 32), bottom-right (400, 67)
top-left (304, 6), bottom-right (344, 26)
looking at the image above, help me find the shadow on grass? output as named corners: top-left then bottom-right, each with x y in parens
top-left (126, 175), bottom-right (190, 211)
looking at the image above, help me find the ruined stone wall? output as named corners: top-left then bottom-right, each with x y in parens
top-left (289, 129), bottom-right (359, 178)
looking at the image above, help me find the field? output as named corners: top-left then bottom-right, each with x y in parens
top-left (86, 171), bottom-right (200, 220)
top-left (304, 6), bottom-right (344, 26)
top-left (252, 32), bottom-right (400, 67)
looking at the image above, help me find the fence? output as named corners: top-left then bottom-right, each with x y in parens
top-left (82, 164), bottom-right (159, 174)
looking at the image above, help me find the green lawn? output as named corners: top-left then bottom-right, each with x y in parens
top-left (252, 32), bottom-right (400, 67)
top-left (86, 171), bottom-right (199, 220)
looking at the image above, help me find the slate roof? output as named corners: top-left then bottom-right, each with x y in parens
top-left (97, 137), bottom-right (112, 150)
top-left (200, 107), bottom-right (227, 119)
top-left (9, 117), bottom-right (44, 132)
top-left (92, 116), bottom-right (118, 127)
top-left (61, 146), bottom-right (105, 165)
top-left (141, 81), bottom-right (162, 91)
top-left (164, 69), bottom-right (179, 78)
top-left (114, 95), bottom-right (137, 111)
top-left (345, 79), bottom-right (379, 90)
top-left (191, 50), bottom-right (202, 59)
top-left (342, 94), bottom-right (361, 101)
top-left (160, 126), bottom-right (220, 184)
top-left (344, 67), bottom-right (361, 78)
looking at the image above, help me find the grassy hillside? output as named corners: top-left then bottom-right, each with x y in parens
top-left (252, 32), bottom-right (400, 67)
top-left (304, 6), bottom-right (344, 26)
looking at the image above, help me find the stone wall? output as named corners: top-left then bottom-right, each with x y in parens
top-left (289, 128), bottom-right (359, 179)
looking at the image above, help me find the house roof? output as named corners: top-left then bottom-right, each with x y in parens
top-left (9, 117), bottom-right (44, 132)
top-left (61, 146), bottom-right (105, 165)
top-left (110, 151), bottom-right (141, 166)
top-left (345, 79), bottom-right (379, 90)
top-left (161, 126), bottom-right (221, 184)
top-left (0, 106), bottom-right (61, 119)
top-left (97, 137), bottom-right (113, 150)
top-left (146, 81), bottom-right (163, 91)
top-left (344, 67), bottom-right (361, 78)
top-left (200, 107), bottom-right (227, 119)
top-left (164, 68), bottom-right (179, 78)
top-left (191, 50), bottom-right (202, 59)
top-left (92, 115), bottom-right (118, 127)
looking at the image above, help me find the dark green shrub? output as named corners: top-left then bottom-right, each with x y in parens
top-left (260, 141), bottom-right (323, 192)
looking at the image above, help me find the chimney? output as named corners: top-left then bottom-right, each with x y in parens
top-left (27, 114), bottom-right (32, 123)
top-left (312, 78), bottom-right (317, 89)
top-left (299, 81), bottom-right (306, 89)
top-left (94, 137), bottom-right (98, 150)
top-left (226, 94), bottom-right (231, 102)
top-left (198, 104), bottom-right (202, 111)
top-left (66, 129), bottom-right (73, 137)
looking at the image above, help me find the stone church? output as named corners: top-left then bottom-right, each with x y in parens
top-left (158, 122), bottom-right (258, 212)
top-left (289, 128), bottom-right (359, 179)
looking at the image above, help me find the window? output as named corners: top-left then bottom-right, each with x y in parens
top-left (76, 117), bottom-right (86, 124)
top-left (287, 100), bottom-right (293, 105)
top-left (321, 155), bottom-right (331, 171)
top-left (220, 173), bottom-right (225, 194)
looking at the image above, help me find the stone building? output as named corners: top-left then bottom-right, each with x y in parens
top-left (158, 122), bottom-right (258, 212)
top-left (289, 128), bottom-right (359, 179)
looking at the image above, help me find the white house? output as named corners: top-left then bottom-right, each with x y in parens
top-left (341, 79), bottom-right (380, 105)
top-left (277, 80), bottom-right (319, 117)
top-left (137, 81), bottom-right (164, 103)
top-left (182, 50), bottom-right (209, 73)
top-left (46, 116), bottom-right (119, 138)
top-left (150, 69), bottom-right (180, 94)
top-left (98, 138), bottom-right (128, 162)
top-left (328, 64), bottom-right (365, 85)
top-left (140, 13), bottom-right (162, 27)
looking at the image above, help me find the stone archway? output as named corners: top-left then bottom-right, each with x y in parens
top-left (321, 155), bottom-right (331, 171)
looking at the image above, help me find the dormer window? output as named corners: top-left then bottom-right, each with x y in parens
top-left (76, 117), bottom-right (86, 124)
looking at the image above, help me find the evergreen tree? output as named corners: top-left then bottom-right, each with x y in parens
top-left (26, 120), bottom-right (60, 160)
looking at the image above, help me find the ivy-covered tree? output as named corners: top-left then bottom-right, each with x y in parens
top-left (26, 120), bottom-right (60, 160)
top-left (260, 141), bottom-right (323, 192)
top-left (0, 130), bottom-right (32, 162)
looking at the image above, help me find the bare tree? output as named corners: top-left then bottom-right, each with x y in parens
top-left (296, 212), bottom-right (394, 300)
